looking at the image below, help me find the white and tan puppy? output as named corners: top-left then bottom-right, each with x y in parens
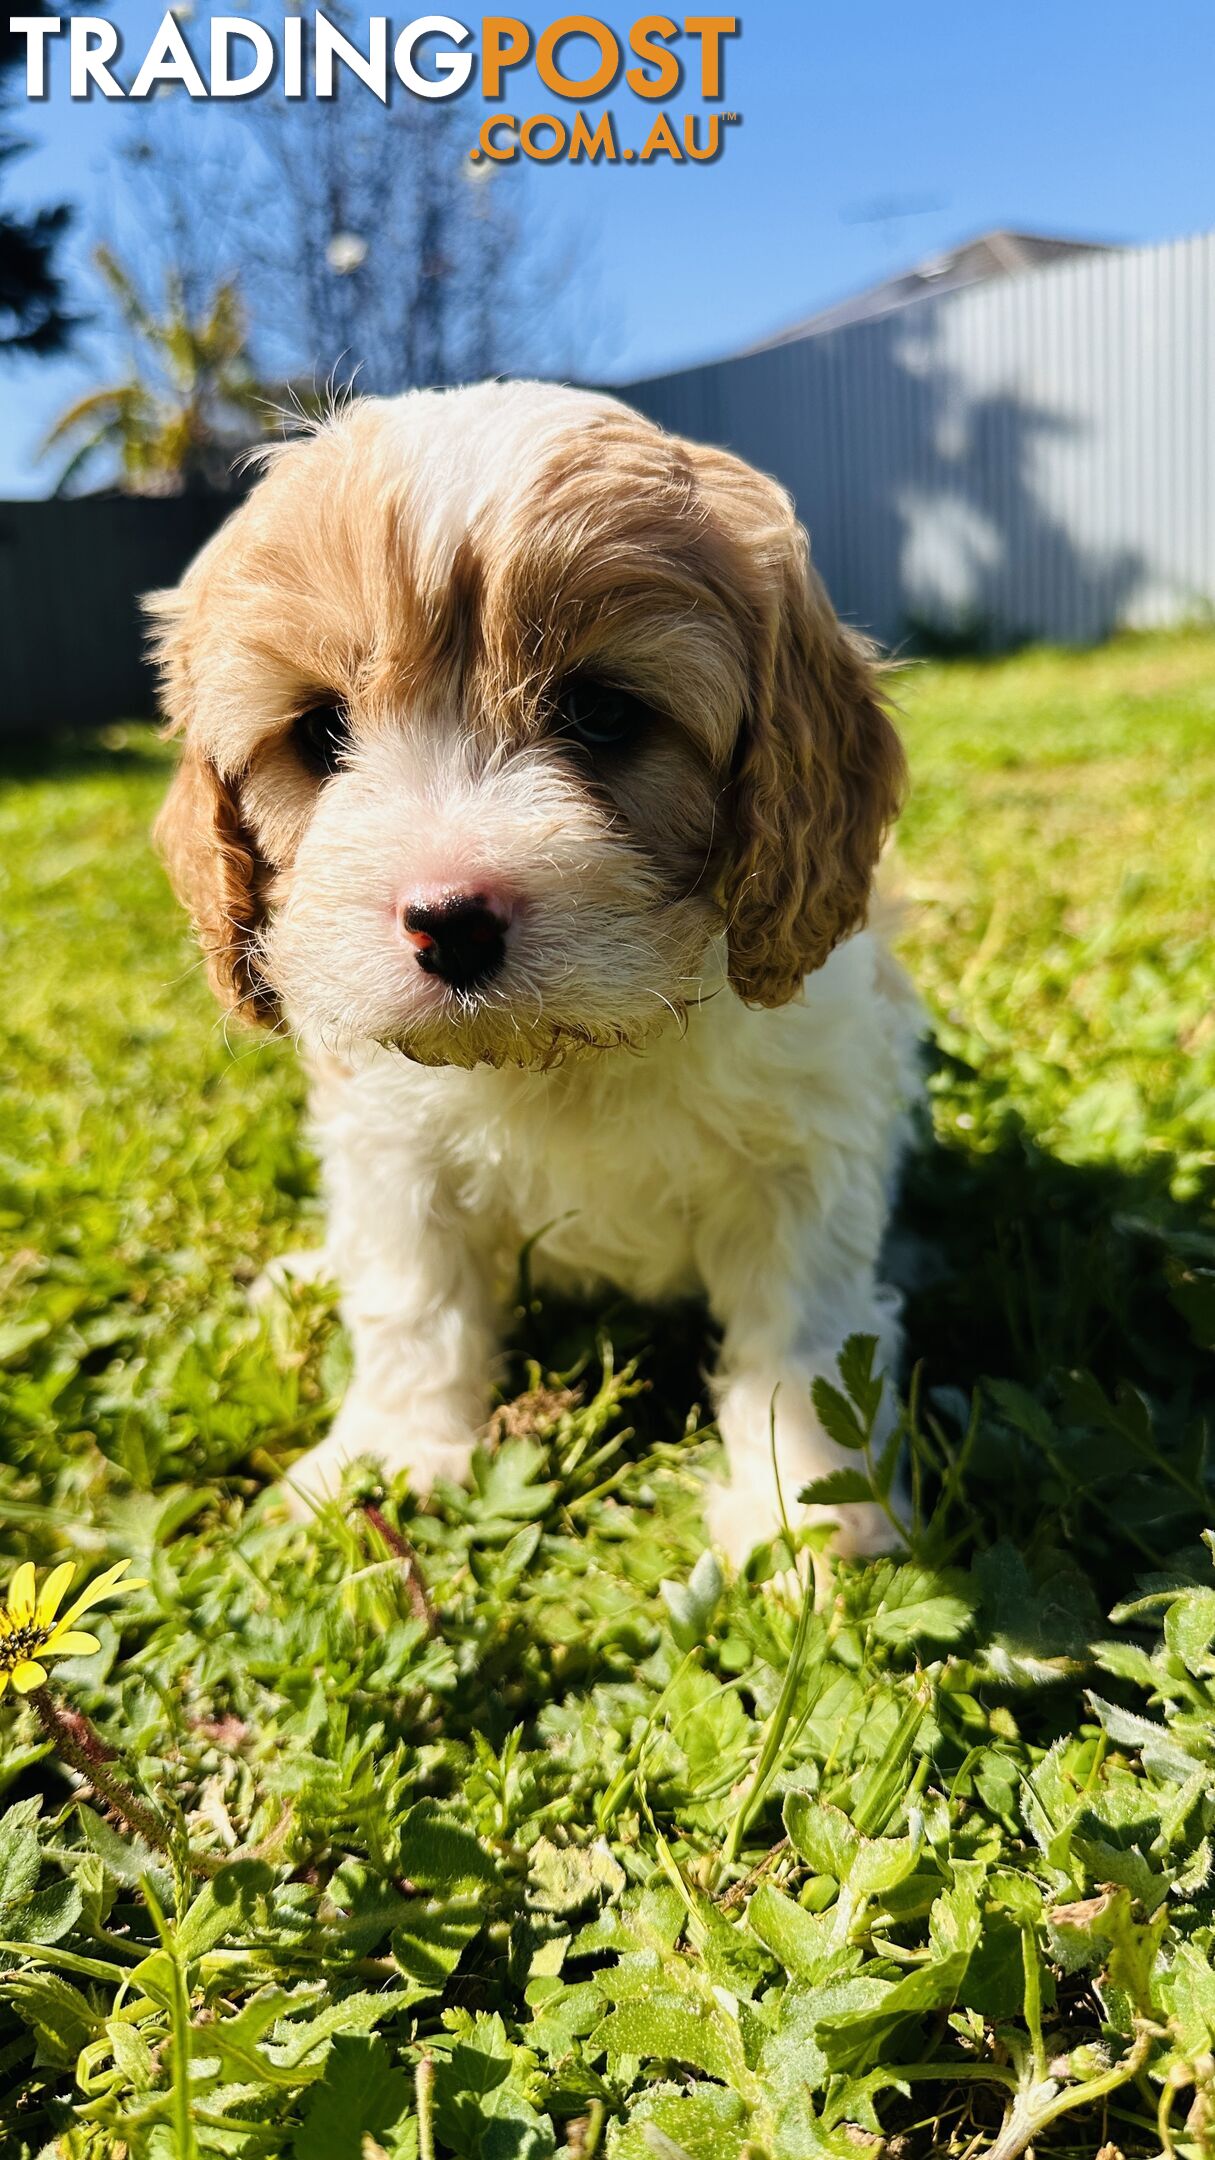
top-left (152, 380), bottom-right (917, 1562)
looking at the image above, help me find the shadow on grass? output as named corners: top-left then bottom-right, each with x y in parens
top-left (894, 1099), bottom-right (1209, 1405)
top-left (506, 1064), bottom-right (1213, 1606)
top-left (892, 1082), bottom-right (1212, 1597)
top-left (506, 1276), bottom-right (714, 1459)
top-left (0, 722), bottom-right (170, 785)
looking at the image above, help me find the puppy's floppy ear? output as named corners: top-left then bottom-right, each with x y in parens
top-left (147, 582), bottom-right (276, 1023)
top-left (154, 746), bottom-right (275, 1020)
top-left (723, 504), bottom-right (906, 1007)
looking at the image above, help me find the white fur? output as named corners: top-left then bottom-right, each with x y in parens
top-left (285, 928), bottom-right (920, 1562)
top-left (381, 379), bottom-right (623, 565)
top-left (157, 378), bottom-right (918, 1564)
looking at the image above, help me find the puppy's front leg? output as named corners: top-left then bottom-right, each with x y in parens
top-left (284, 1135), bottom-right (498, 1512)
top-left (697, 1188), bottom-right (904, 1567)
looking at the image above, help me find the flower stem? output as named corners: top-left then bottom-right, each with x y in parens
top-left (362, 1503), bottom-right (437, 1634)
top-left (30, 1687), bottom-right (218, 1876)
top-left (416, 2053), bottom-right (436, 2160)
top-left (1019, 1920), bottom-right (1047, 2084)
top-left (721, 1562), bottom-right (816, 1868)
top-left (982, 2029), bottom-right (1154, 2160)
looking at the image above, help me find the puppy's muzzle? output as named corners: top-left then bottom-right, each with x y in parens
top-left (399, 890), bottom-right (510, 993)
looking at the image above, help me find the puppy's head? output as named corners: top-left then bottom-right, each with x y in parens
top-left (152, 382), bottom-right (904, 1069)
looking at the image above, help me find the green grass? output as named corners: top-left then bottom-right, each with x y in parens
top-left (0, 629), bottom-right (1212, 2160)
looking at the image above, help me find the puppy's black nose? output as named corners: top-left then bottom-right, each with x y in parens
top-left (400, 893), bottom-right (507, 992)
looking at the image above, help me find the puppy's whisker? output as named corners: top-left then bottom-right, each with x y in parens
top-left (641, 988), bottom-right (688, 1034)
top-left (160, 950), bottom-right (214, 993)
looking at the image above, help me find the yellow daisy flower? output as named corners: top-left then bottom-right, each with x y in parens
top-left (0, 1558), bottom-right (147, 1698)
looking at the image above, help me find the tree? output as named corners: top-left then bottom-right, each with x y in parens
top-left (0, 8), bottom-right (86, 356)
top-left (40, 247), bottom-right (271, 494)
top-left (250, 85), bottom-right (565, 397)
top-left (33, 7), bottom-right (593, 485)
top-left (225, 3), bottom-right (591, 398)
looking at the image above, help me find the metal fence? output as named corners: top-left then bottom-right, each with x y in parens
top-left (3, 229), bottom-right (1212, 736)
top-left (0, 494), bottom-right (233, 736)
top-left (623, 228), bottom-right (1215, 647)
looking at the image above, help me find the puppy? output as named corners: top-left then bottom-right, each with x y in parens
top-left (152, 380), bottom-right (918, 1563)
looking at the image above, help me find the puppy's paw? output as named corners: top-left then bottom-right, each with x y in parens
top-left (250, 1246), bottom-right (336, 1311)
top-left (804, 1497), bottom-right (904, 1559)
top-left (704, 1476), bottom-right (903, 1571)
top-left (279, 1399), bottom-right (477, 1520)
top-left (703, 1475), bottom-right (790, 1571)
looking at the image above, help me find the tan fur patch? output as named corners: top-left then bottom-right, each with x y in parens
top-left (149, 381), bottom-right (904, 1049)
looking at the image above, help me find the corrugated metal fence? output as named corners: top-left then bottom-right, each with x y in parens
top-left (3, 230), bottom-right (1212, 735)
top-left (623, 229), bottom-right (1215, 647)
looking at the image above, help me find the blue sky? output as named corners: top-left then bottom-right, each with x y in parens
top-left (3, 0), bottom-right (1214, 492)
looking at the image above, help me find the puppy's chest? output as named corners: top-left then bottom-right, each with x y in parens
top-left (462, 1061), bottom-right (711, 1302)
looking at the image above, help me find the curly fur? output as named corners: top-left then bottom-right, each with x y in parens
top-left (153, 738), bottom-right (275, 1019)
top-left (149, 380), bottom-right (921, 1561)
top-left (725, 531), bottom-right (907, 1004)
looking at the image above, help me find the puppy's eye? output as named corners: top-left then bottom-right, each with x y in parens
top-left (292, 701), bottom-right (350, 778)
top-left (554, 677), bottom-right (652, 752)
